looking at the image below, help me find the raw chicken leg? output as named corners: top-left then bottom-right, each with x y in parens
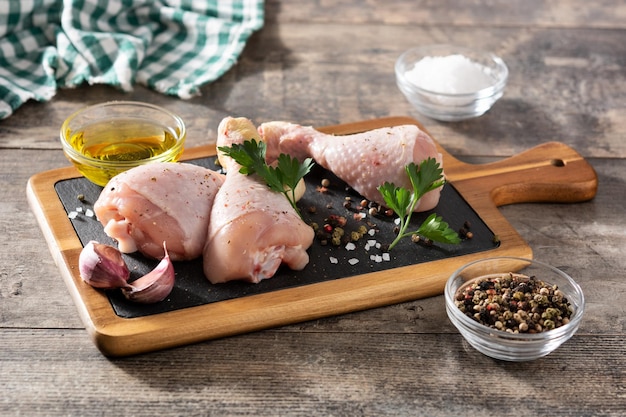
top-left (202, 117), bottom-right (315, 284)
top-left (94, 162), bottom-right (224, 261)
top-left (258, 122), bottom-right (443, 212)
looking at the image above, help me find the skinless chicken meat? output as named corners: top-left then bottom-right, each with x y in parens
top-left (258, 122), bottom-right (444, 212)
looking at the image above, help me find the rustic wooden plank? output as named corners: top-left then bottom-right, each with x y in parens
top-left (0, 150), bottom-right (85, 328)
top-left (2, 25), bottom-right (624, 160)
top-left (1, 1), bottom-right (625, 414)
top-left (1, 329), bottom-right (624, 417)
top-left (267, 0), bottom-right (626, 29)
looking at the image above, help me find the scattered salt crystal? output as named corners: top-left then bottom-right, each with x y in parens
top-left (382, 253), bottom-right (391, 261)
top-left (405, 54), bottom-right (493, 94)
top-left (394, 218), bottom-right (401, 225)
top-left (329, 257), bottom-right (338, 264)
top-left (348, 258), bottom-right (359, 265)
top-left (76, 207), bottom-right (83, 212)
top-left (85, 209), bottom-right (94, 217)
top-left (370, 254), bottom-right (383, 263)
top-left (68, 211), bottom-right (78, 219)
top-left (376, 242), bottom-right (381, 249)
top-left (368, 229), bottom-right (376, 236)
top-left (365, 240), bottom-right (377, 251)
top-left (345, 242), bottom-right (356, 251)
top-left (364, 243), bottom-right (372, 251)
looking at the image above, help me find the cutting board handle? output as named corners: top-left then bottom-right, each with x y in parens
top-left (319, 117), bottom-right (598, 207)
top-left (444, 141), bottom-right (598, 207)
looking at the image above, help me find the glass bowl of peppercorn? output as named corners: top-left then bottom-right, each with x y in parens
top-left (444, 257), bottom-right (585, 361)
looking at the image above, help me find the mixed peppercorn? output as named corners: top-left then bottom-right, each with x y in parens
top-left (309, 179), bottom-right (478, 250)
top-left (455, 273), bottom-right (574, 333)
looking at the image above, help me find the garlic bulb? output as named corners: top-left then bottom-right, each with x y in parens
top-left (79, 241), bottom-right (130, 289)
top-left (121, 242), bottom-right (175, 304)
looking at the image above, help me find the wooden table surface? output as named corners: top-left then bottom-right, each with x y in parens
top-left (2, 1), bottom-right (625, 416)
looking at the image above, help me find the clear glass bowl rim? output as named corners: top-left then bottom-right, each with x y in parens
top-left (395, 44), bottom-right (509, 98)
top-left (444, 256), bottom-right (585, 342)
top-left (60, 101), bottom-right (186, 169)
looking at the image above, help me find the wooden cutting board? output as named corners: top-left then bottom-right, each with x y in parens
top-left (26, 116), bottom-right (598, 356)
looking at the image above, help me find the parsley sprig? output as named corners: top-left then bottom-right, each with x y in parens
top-left (218, 139), bottom-right (314, 217)
top-left (377, 158), bottom-right (460, 250)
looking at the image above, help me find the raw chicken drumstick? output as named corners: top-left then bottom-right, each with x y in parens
top-left (202, 117), bottom-right (315, 284)
top-left (258, 122), bottom-right (443, 212)
top-left (94, 162), bottom-right (224, 261)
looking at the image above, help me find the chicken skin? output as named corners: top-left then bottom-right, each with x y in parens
top-left (258, 122), bottom-right (443, 212)
top-left (94, 162), bottom-right (224, 261)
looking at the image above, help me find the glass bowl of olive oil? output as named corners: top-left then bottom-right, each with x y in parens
top-left (60, 101), bottom-right (186, 186)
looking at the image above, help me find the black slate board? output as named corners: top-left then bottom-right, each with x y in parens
top-left (54, 156), bottom-right (498, 319)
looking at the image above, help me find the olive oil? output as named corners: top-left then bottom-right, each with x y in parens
top-left (70, 119), bottom-right (179, 161)
top-left (60, 102), bottom-right (186, 186)
top-left (66, 118), bottom-right (184, 186)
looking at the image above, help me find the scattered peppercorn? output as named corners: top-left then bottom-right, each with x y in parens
top-left (454, 272), bottom-right (573, 333)
top-left (458, 220), bottom-right (474, 240)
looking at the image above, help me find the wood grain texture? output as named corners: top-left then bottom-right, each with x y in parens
top-left (1, 328), bottom-right (624, 417)
top-left (1, 0), bottom-right (625, 415)
top-left (3, 25), bottom-right (625, 160)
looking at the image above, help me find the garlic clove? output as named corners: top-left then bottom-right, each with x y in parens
top-left (121, 242), bottom-right (175, 304)
top-left (79, 241), bottom-right (131, 289)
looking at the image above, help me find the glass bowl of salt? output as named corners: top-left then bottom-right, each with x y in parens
top-left (395, 44), bottom-right (508, 121)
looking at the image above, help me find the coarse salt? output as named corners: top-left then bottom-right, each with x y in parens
top-left (348, 258), bottom-right (359, 265)
top-left (405, 54), bottom-right (493, 94)
top-left (370, 254), bottom-right (383, 263)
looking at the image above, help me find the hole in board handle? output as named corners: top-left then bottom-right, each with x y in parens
top-left (550, 159), bottom-right (565, 167)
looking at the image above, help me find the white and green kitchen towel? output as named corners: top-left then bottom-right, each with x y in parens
top-left (0, 0), bottom-right (264, 119)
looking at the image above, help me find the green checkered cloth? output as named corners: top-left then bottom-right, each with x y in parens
top-left (0, 0), bottom-right (264, 119)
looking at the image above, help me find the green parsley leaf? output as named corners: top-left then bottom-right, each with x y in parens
top-left (218, 139), bottom-right (314, 217)
top-left (417, 213), bottom-right (462, 244)
top-left (378, 182), bottom-right (412, 217)
top-left (377, 159), bottom-right (459, 250)
top-left (406, 158), bottom-right (445, 196)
